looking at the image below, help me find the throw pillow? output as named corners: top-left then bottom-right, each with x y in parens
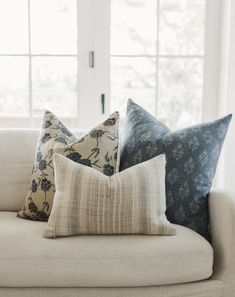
top-left (18, 110), bottom-right (119, 221)
top-left (120, 99), bottom-right (232, 240)
top-left (44, 153), bottom-right (176, 238)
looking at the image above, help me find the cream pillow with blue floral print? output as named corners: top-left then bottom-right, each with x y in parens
top-left (18, 111), bottom-right (119, 221)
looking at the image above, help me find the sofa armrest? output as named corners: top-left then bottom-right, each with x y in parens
top-left (209, 189), bottom-right (235, 286)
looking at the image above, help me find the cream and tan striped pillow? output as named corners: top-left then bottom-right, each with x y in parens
top-left (44, 154), bottom-right (176, 238)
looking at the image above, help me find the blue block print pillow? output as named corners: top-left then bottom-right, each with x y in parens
top-left (120, 99), bottom-right (232, 240)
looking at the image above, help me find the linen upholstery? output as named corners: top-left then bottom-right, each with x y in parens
top-left (18, 111), bottom-right (119, 221)
top-left (0, 280), bottom-right (224, 297)
top-left (1, 130), bottom-right (235, 297)
top-left (44, 154), bottom-right (175, 237)
top-left (120, 99), bottom-right (232, 240)
top-left (209, 190), bottom-right (235, 296)
top-left (0, 212), bottom-right (212, 287)
top-left (0, 129), bottom-right (84, 212)
top-left (0, 130), bottom-right (38, 211)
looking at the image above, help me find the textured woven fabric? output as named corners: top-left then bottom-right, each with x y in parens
top-left (44, 154), bottom-right (175, 237)
top-left (209, 190), bottom-right (235, 296)
top-left (1, 212), bottom-right (213, 287)
top-left (18, 111), bottom-right (119, 221)
top-left (0, 130), bottom-right (84, 212)
top-left (120, 99), bottom-right (232, 239)
top-left (0, 280), bottom-right (224, 297)
top-left (0, 130), bottom-right (38, 211)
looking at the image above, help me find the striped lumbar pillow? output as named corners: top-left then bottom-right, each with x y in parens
top-left (44, 154), bottom-right (176, 238)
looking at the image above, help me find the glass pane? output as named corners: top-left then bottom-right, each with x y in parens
top-left (0, 0), bottom-right (28, 53)
top-left (32, 57), bottom-right (77, 117)
top-left (111, 57), bottom-right (156, 116)
top-left (158, 58), bottom-right (203, 129)
top-left (159, 0), bottom-right (205, 55)
top-left (111, 0), bottom-right (157, 55)
top-left (31, 0), bottom-right (77, 54)
top-left (0, 57), bottom-right (29, 116)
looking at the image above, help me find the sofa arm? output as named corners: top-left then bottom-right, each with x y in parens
top-left (209, 189), bottom-right (235, 288)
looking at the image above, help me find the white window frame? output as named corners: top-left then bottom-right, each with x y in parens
top-left (0, 0), bottom-right (223, 130)
top-left (109, 0), bottom-right (223, 125)
top-left (77, 0), bottom-right (110, 130)
top-left (0, 0), bottom-right (110, 130)
top-left (203, 0), bottom-right (223, 122)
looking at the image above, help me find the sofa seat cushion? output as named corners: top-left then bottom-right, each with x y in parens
top-left (0, 212), bottom-right (213, 287)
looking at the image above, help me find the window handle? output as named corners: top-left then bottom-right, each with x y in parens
top-left (89, 51), bottom-right (95, 68)
top-left (101, 94), bottom-right (105, 114)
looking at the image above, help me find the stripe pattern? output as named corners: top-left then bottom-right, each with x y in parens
top-left (44, 154), bottom-right (176, 237)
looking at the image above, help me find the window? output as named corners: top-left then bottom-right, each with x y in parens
top-left (0, 0), bottom-right (221, 130)
top-left (110, 0), bottom-right (205, 129)
top-left (0, 0), bottom-right (77, 119)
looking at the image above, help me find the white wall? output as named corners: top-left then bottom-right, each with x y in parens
top-left (220, 0), bottom-right (235, 190)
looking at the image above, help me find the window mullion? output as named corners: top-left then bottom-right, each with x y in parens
top-left (203, 0), bottom-right (222, 122)
top-left (93, 0), bottom-right (110, 120)
top-left (76, 0), bottom-right (79, 119)
top-left (155, 0), bottom-right (160, 117)
top-left (28, 0), bottom-right (33, 119)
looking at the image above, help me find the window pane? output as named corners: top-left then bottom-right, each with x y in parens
top-left (111, 0), bottom-right (157, 55)
top-left (0, 58), bottom-right (29, 116)
top-left (0, 0), bottom-right (28, 53)
top-left (111, 57), bottom-right (156, 115)
top-left (32, 57), bottom-right (77, 117)
top-left (30, 0), bottom-right (77, 54)
top-left (158, 58), bottom-right (203, 129)
top-left (159, 0), bottom-right (205, 55)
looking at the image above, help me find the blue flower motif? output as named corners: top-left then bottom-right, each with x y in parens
top-left (67, 152), bottom-right (81, 162)
top-left (41, 133), bottom-right (51, 144)
top-left (120, 99), bottom-right (232, 240)
top-left (41, 178), bottom-right (52, 192)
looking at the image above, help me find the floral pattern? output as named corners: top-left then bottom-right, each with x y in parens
top-left (120, 99), bottom-right (232, 240)
top-left (18, 110), bottom-right (119, 221)
top-left (188, 136), bottom-right (199, 151)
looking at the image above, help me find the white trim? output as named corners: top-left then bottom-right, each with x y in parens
top-left (0, 0), bottom-right (110, 130)
top-left (77, 0), bottom-right (94, 129)
top-left (222, 0), bottom-right (235, 191)
top-left (77, 0), bottom-right (110, 130)
top-left (0, 0), bottom-right (225, 133)
top-left (27, 0), bottom-right (32, 119)
top-left (0, 54), bottom-right (78, 57)
top-left (218, 0), bottom-right (232, 115)
top-left (76, 0), bottom-right (79, 122)
top-left (93, 0), bottom-right (110, 122)
top-left (110, 54), bottom-right (204, 58)
top-left (202, 0), bottom-right (222, 122)
top-left (154, 0), bottom-right (160, 116)
top-left (202, 0), bottom-right (227, 188)
top-left (214, 0), bottom-right (231, 189)
top-left (0, 117), bottom-right (80, 129)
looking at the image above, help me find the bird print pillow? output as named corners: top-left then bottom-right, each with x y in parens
top-left (18, 110), bottom-right (119, 221)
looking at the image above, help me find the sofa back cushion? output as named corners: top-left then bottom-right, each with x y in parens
top-left (0, 130), bottom-right (38, 211)
top-left (0, 129), bottom-right (83, 211)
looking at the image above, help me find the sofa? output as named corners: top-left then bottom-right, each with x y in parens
top-left (0, 129), bottom-right (235, 297)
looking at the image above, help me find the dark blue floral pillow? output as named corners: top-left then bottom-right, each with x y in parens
top-left (120, 99), bottom-right (232, 240)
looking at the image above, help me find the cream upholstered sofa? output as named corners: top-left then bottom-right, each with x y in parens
top-left (0, 129), bottom-right (235, 297)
